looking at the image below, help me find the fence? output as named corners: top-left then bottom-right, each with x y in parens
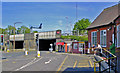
top-left (94, 48), bottom-right (118, 73)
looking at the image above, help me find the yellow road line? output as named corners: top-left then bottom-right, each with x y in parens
top-left (57, 55), bottom-right (68, 71)
top-left (12, 61), bottom-right (16, 63)
top-left (78, 63), bottom-right (88, 64)
top-left (89, 60), bottom-right (93, 67)
top-left (0, 59), bottom-right (8, 62)
top-left (46, 52), bottom-right (50, 54)
top-left (77, 65), bottom-right (89, 67)
top-left (73, 61), bottom-right (77, 68)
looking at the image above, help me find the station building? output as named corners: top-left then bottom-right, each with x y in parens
top-left (87, 4), bottom-right (120, 49)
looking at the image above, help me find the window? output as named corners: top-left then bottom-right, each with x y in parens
top-left (79, 43), bottom-right (83, 52)
top-left (73, 43), bottom-right (78, 49)
top-left (91, 31), bottom-right (97, 46)
top-left (100, 30), bottom-right (106, 47)
top-left (117, 25), bottom-right (120, 47)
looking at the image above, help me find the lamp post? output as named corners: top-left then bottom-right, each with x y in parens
top-left (13, 22), bottom-right (22, 50)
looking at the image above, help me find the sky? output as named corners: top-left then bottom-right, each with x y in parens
top-left (2, 2), bottom-right (118, 32)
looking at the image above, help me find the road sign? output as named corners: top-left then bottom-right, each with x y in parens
top-left (1, 43), bottom-right (3, 46)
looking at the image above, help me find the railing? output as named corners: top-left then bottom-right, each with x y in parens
top-left (94, 48), bottom-right (118, 73)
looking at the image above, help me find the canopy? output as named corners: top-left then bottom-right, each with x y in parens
top-left (56, 42), bottom-right (64, 45)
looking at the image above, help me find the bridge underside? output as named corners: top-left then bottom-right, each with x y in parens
top-left (39, 39), bottom-right (56, 51)
top-left (10, 41), bottom-right (24, 49)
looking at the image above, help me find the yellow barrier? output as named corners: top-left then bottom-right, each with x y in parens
top-left (7, 49), bottom-right (10, 53)
top-left (94, 48), bottom-right (117, 73)
top-left (37, 51), bottom-right (40, 57)
top-left (94, 57), bottom-right (117, 73)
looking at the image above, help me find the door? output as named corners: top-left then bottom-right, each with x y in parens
top-left (78, 43), bottom-right (84, 54)
top-left (72, 42), bottom-right (79, 53)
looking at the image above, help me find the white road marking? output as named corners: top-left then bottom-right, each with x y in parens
top-left (45, 59), bottom-right (51, 64)
top-left (14, 58), bottom-right (36, 71)
top-left (13, 57), bottom-right (42, 71)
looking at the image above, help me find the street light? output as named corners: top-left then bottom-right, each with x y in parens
top-left (13, 22), bottom-right (22, 50)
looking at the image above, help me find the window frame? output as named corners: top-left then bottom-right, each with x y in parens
top-left (91, 31), bottom-right (97, 46)
top-left (100, 30), bottom-right (107, 47)
top-left (117, 24), bottom-right (120, 48)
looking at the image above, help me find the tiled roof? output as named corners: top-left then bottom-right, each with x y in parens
top-left (87, 4), bottom-right (119, 29)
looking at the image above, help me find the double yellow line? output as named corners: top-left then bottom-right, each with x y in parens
top-left (89, 60), bottom-right (93, 67)
top-left (57, 55), bottom-right (68, 71)
top-left (73, 61), bottom-right (77, 68)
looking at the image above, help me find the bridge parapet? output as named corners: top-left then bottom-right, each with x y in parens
top-left (10, 34), bottom-right (24, 41)
top-left (34, 31), bottom-right (58, 39)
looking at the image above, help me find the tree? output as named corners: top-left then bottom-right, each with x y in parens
top-left (73, 18), bottom-right (91, 35)
top-left (8, 25), bottom-right (15, 35)
top-left (0, 25), bottom-right (30, 34)
top-left (0, 28), bottom-right (9, 34)
top-left (18, 26), bottom-right (30, 34)
top-left (0, 28), bottom-right (2, 34)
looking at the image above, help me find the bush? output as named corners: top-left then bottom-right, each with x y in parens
top-left (61, 35), bottom-right (88, 41)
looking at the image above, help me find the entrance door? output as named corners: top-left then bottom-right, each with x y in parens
top-left (78, 43), bottom-right (84, 54)
top-left (72, 42), bottom-right (79, 53)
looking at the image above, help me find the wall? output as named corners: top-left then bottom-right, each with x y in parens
top-left (88, 25), bottom-right (114, 48)
top-left (115, 16), bottom-right (120, 48)
top-left (24, 33), bottom-right (36, 50)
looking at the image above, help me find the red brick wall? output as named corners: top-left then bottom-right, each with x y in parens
top-left (106, 26), bottom-right (114, 48)
top-left (88, 25), bottom-right (114, 48)
top-left (115, 16), bottom-right (120, 48)
top-left (88, 30), bottom-right (91, 45)
top-left (97, 30), bottom-right (100, 44)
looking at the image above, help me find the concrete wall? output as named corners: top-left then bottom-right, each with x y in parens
top-left (10, 34), bottom-right (24, 41)
top-left (24, 33), bottom-right (36, 50)
top-left (7, 30), bottom-right (61, 49)
top-left (34, 31), bottom-right (59, 39)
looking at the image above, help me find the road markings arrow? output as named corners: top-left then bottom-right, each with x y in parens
top-left (45, 59), bottom-right (51, 64)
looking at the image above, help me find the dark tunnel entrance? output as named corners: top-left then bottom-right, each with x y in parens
top-left (11, 41), bottom-right (24, 49)
top-left (39, 39), bottom-right (56, 51)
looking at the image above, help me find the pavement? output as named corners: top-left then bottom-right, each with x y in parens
top-left (1, 51), bottom-right (97, 73)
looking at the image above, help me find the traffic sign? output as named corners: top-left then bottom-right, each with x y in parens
top-left (1, 43), bottom-right (3, 46)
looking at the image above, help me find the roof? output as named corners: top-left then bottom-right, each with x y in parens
top-left (87, 4), bottom-right (119, 29)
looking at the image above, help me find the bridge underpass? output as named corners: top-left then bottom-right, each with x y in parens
top-left (10, 41), bottom-right (24, 49)
top-left (39, 39), bottom-right (56, 51)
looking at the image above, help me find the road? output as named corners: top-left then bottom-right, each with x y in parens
top-left (1, 51), bottom-right (95, 73)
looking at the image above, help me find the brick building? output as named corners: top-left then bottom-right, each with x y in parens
top-left (87, 4), bottom-right (120, 48)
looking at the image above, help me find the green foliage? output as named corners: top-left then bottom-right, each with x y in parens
top-left (33, 31), bottom-right (38, 33)
top-left (61, 35), bottom-right (88, 41)
top-left (18, 25), bottom-right (30, 34)
top-left (0, 25), bottom-right (30, 34)
top-left (8, 25), bottom-right (15, 35)
top-left (0, 28), bottom-right (9, 34)
top-left (73, 18), bottom-right (91, 35)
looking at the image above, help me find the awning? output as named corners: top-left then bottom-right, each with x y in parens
top-left (56, 42), bottom-right (64, 45)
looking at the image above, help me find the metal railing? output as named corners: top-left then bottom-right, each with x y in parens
top-left (94, 48), bottom-right (118, 73)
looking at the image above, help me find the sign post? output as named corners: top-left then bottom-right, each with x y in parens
top-left (49, 44), bottom-right (53, 53)
top-left (37, 34), bottom-right (40, 57)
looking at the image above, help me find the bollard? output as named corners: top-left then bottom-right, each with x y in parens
top-left (7, 49), bottom-right (9, 53)
top-left (87, 48), bottom-right (90, 54)
top-left (25, 50), bottom-right (28, 55)
top-left (37, 51), bottom-right (40, 57)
